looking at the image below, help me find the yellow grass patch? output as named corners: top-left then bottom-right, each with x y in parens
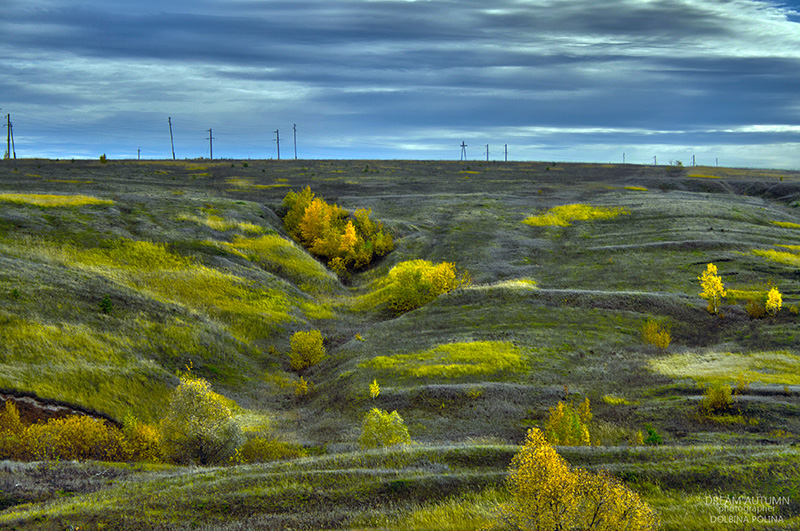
top-left (771, 221), bottom-right (800, 229)
top-left (523, 204), bottom-right (629, 227)
top-left (0, 193), bottom-right (113, 207)
top-left (688, 174), bottom-right (721, 179)
top-left (624, 186), bottom-right (648, 191)
top-left (753, 248), bottom-right (800, 267)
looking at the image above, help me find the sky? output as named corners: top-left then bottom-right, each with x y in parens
top-left (2, 0), bottom-right (800, 168)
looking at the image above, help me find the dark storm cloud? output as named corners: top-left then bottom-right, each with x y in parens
top-left (1, 0), bottom-right (799, 165)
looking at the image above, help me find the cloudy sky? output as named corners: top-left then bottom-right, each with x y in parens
top-left (2, 0), bottom-right (800, 167)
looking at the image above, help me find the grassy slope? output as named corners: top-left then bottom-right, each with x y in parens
top-left (1, 159), bottom-right (800, 529)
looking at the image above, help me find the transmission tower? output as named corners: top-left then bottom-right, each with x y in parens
top-left (460, 141), bottom-right (467, 161)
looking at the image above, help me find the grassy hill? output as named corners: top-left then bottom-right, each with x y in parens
top-left (1, 158), bottom-right (799, 529)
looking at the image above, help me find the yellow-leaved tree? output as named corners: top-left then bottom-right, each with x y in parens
top-left (492, 427), bottom-right (659, 531)
top-left (282, 188), bottom-right (393, 274)
top-left (698, 262), bottom-right (726, 314)
top-left (766, 286), bottom-right (782, 316)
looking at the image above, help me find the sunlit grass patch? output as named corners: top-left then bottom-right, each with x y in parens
top-left (625, 186), bottom-right (648, 191)
top-left (602, 395), bottom-right (637, 406)
top-left (771, 221), bottom-right (800, 229)
top-left (523, 204), bottom-right (630, 227)
top-left (776, 244), bottom-right (800, 252)
top-left (650, 350), bottom-right (800, 386)
top-left (8, 236), bottom-right (299, 342)
top-left (226, 177), bottom-right (289, 191)
top-left (45, 179), bottom-right (94, 184)
top-left (359, 488), bottom-right (505, 530)
top-left (469, 278), bottom-right (538, 290)
top-left (688, 174), bottom-right (721, 179)
top-left (0, 193), bottom-right (113, 207)
top-left (177, 213), bottom-right (266, 234)
top-left (0, 315), bottom-right (130, 365)
top-left (133, 266), bottom-right (294, 341)
top-left (753, 248), bottom-right (800, 267)
top-left (361, 341), bottom-right (525, 379)
top-left (0, 356), bottom-right (172, 421)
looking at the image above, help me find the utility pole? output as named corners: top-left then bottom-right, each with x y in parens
top-left (168, 117), bottom-right (176, 160)
top-left (274, 129), bottom-right (281, 160)
top-left (293, 124), bottom-right (297, 160)
top-left (138, 147), bottom-right (141, 160)
top-left (653, 155), bottom-right (657, 166)
top-left (623, 153), bottom-right (626, 164)
top-left (9, 119), bottom-right (15, 160)
top-left (5, 114), bottom-right (10, 160)
top-left (460, 141), bottom-right (467, 161)
top-left (692, 154), bottom-right (696, 167)
top-left (504, 144), bottom-right (508, 162)
top-left (207, 128), bottom-right (214, 160)
top-left (485, 144), bottom-right (489, 161)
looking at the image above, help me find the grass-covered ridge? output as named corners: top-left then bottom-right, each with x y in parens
top-left (1, 158), bottom-right (800, 529)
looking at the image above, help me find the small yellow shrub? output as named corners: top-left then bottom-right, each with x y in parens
top-left (746, 296), bottom-right (767, 318)
top-left (369, 379), bottom-right (380, 399)
top-left (699, 383), bottom-right (733, 416)
top-left (289, 330), bottom-right (327, 371)
top-left (22, 415), bottom-right (127, 461)
top-left (358, 408), bottom-right (411, 449)
top-left (641, 318), bottom-right (671, 349)
top-left (123, 416), bottom-right (162, 462)
top-left (544, 399), bottom-right (591, 446)
top-left (294, 376), bottom-right (313, 398)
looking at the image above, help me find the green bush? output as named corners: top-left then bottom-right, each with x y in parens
top-left (159, 373), bottom-right (244, 465)
top-left (643, 424), bottom-right (662, 446)
top-left (289, 329), bottom-right (327, 371)
top-left (358, 408), bottom-right (412, 449)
